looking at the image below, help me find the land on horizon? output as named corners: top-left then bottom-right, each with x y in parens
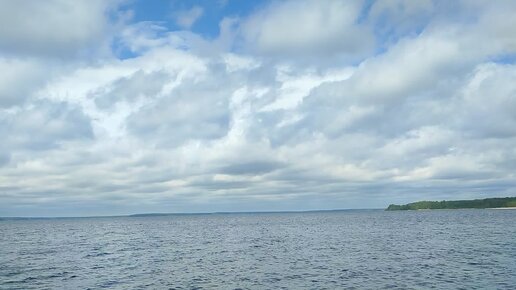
top-left (0, 208), bottom-right (383, 220)
top-left (3, 198), bottom-right (516, 219)
top-left (386, 197), bottom-right (516, 211)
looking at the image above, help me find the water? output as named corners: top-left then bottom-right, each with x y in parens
top-left (1, 209), bottom-right (515, 289)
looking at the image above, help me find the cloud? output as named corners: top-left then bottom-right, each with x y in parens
top-left (94, 69), bottom-right (170, 109)
top-left (0, 100), bottom-right (93, 173)
top-left (1, 0), bottom-right (516, 216)
top-left (218, 161), bottom-right (285, 176)
top-left (454, 63), bottom-right (516, 139)
top-left (317, 30), bottom-right (471, 105)
top-left (0, 0), bottom-right (121, 58)
top-left (239, 0), bottom-right (374, 60)
top-left (125, 65), bottom-right (232, 147)
top-left (0, 152), bottom-right (9, 167)
top-left (369, 0), bottom-right (434, 41)
top-left (173, 6), bottom-right (204, 29)
top-left (0, 58), bottom-right (48, 108)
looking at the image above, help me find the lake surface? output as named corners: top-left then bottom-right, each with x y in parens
top-left (1, 209), bottom-right (515, 289)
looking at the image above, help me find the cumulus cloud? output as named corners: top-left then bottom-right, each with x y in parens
top-left (0, 100), bottom-right (93, 166)
top-left (126, 79), bottom-right (232, 147)
top-left (239, 0), bottom-right (374, 60)
top-left (93, 70), bottom-right (170, 109)
top-left (454, 63), bottom-right (516, 139)
top-left (1, 0), bottom-right (516, 216)
top-left (0, 58), bottom-right (49, 108)
top-left (0, 0), bottom-right (121, 58)
top-left (369, 0), bottom-right (434, 41)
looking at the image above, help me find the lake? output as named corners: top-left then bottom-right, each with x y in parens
top-left (1, 209), bottom-right (515, 289)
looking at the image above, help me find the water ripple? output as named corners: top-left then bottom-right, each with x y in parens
top-left (1, 209), bottom-right (515, 289)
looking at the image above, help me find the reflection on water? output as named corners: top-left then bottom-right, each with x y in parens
top-left (1, 209), bottom-right (515, 289)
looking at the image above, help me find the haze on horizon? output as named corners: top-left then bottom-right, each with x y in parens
top-left (1, 0), bottom-right (516, 217)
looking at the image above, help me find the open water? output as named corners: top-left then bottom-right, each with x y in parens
top-left (1, 209), bottom-right (515, 289)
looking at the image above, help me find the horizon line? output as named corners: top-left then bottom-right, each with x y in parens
top-left (0, 208), bottom-right (383, 220)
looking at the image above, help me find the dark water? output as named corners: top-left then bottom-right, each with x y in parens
top-left (1, 209), bottom-right (515, 289)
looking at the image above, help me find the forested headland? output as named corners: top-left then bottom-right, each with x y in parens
top-left (386, 197), bottom-right (516, 210)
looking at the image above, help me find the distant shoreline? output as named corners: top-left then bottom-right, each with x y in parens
top-left (0, 208), bottom-right (381, 220)
top-left (489, 207), bottom-right (516, 210)
top-left (386, 197), bottom-right (516, 211)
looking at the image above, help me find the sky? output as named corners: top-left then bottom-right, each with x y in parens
top-left (1, 0), bottom-right (516, 217)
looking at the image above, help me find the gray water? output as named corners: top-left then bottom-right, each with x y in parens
top-left (1, 209), bottom-right (515, 289)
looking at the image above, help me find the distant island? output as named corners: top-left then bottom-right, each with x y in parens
top-left (386, 197), bottom-right (516, 211)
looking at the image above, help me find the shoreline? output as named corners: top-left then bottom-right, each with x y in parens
top-left (387, 197), bottom-right (516, 211)
top-left (391, 207), bottom-right (516, 211)
top-left (489, 207), bottom-right (516, 210)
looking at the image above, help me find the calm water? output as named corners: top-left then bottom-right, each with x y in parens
top-left (1, 209), bottom-right (515, 289)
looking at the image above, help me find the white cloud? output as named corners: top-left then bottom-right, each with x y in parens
top-left (0, 58), bottom-right (48, 107)
top-left (0, 0), bottom-right (121, 58)
top-left (0, 100), bottom-right (93, 159)
top-left (369, 0), bottom-right (434, 38)
top-left (455, 63), bottom-right (516, 138)
top-left (240, 0), bottom-right (374, 60)
top-left (2, 0), bottom-right (516, 216)
top-left (173, 6), bottom-right (204, 29)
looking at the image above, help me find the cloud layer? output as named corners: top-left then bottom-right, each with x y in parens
top-left (1, 0), bottom-right (515, 216)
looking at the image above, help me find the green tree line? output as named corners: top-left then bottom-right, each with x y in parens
top-left (386, 197), bottom-right (516, 210)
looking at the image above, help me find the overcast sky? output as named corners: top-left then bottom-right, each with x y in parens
top-left (1, 0), bottom-right (515, 217)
